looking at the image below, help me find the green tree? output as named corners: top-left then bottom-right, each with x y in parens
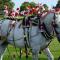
top-left (20, 2), bottom-right (36, 11)
top-left (56, 0), bottom-right (60, 8)
top-left (30, 2), bottom-right (36, 8)
top-left (0, 0), bottom-right (15, 15)
top-left (43, 4), bottom-right (48, 10)
top-left (20, 2), bottom-right (30, 11)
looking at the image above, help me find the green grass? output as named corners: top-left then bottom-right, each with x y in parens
top-left (3, 37), bottom-right (60, 60)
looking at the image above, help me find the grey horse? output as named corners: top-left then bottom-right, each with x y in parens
top-left (0, 11), bottom-right (60, 60)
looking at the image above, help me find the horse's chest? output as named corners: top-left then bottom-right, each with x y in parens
top-left (30, 27), bottom-right (38, 37)
top-left (8, 26), bottom-right (38, 41)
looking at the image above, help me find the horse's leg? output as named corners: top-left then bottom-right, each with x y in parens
top-left (43, 47), bottom-right (54, 60)
top-left (32, 49), bottom-right (39, 60)
top-left (0, 43), bottom-right (7, 60)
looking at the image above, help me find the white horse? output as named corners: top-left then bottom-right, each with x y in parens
top-left (0, 19), bottom-right (53, 60)
top-left (0, 11), bottom-right (60, 60)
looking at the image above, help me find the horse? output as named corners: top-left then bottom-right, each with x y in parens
top-left (0, 11), bottom-right (60, 60)
top-left (0, 18), bottom-right (51, 60)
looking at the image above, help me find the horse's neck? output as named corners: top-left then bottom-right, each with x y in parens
top-left (44, 13), bottom-right (54, 33)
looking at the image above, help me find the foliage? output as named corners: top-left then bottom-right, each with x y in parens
top-left (3, 37), bottom-right (60, 60)
top-left (0, 0), bottom-right (15, 15)
top-left (30, 2), bottom-right (36, 8)
top-left (43, 4), bottom-right (48, 10)
top-left (20, 2), bottom-right (30, 12)
top-left (20, 2), bottom-right (36, 12)
top-left (56, 0), bottom-right (60, 8)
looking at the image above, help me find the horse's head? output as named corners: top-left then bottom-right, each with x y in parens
top-left (53, 12), bottom-right (60, 42)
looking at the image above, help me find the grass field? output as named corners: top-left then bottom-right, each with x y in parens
top-left (2, 37), bottom-right (60, 60)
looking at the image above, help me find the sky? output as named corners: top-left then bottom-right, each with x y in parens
top-left (12, 0), bottom-right (58, 10)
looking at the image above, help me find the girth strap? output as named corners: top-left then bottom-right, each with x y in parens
top-left (39, 22), bottom-right (53, 40)
top-left (23, 27), bottom-right (29, 59)
top-left (22, 16), bottom-right (31, 59)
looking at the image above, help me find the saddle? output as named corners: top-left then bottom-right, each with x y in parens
top-left (22, 13), bottom-right (53, 40)
top-left (22, 15), bottom-right (39, 27)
